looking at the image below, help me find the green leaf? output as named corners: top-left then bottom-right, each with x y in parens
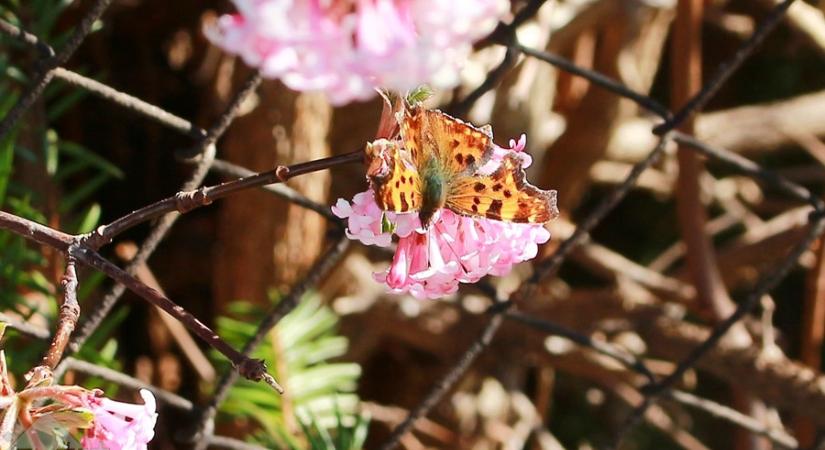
top-left (380, 213), bottom-right (395, 234)
top-left (406, 85), bottom-right (433, 105)
top-left (58, 141), bottom-right (124, 179)
top-left (73, 203), bottom-right (101, 234)
top-left (300, 409), bottom-right (336, 449)
top-left (35, 0), bottom-right (73, 39)
top-left (45, 129), bottom-right (58, 176)
top-left (76, 270), bottom-right (105, 301)
top-left (58, 172), bottom-right (110, 214)
top-left (217, 292), bottom-right (367, 448)
top-left (47, 87), bottom-right (87, 121)
top-left (351, 414), bottom-right (370, 449)
top-left (0, 127), bottom-right (17, 207)
top-left (3, 66), bottom-right (27, 85)
top-left (78, 307), bottom-right (129, 361)
top-left (27, 270), bottom-right (53, 297)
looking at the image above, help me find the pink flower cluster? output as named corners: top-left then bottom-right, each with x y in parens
top-left (333, 135), bottom-right (550, 299)
top-left (79, 389), bottom-right (158, 450)
top-left (206, 0), bottom-right (509, 105)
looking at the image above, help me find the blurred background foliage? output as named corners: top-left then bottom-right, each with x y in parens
top-left (0, 0), bottom-right (825, 449)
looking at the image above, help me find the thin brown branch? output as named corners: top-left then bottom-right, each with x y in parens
top-left (667, 390), bottom-right (798, 449)
top-left (90, 149), bottom-right (362, 247)
top-left (0, 211), bottom-right (72, 250)
top-left (378, 310), bottom-right (507, 450)
top-left (0, 0), bottom-right (113, 140)
top-left (361, 401), bottom-right (457, 444)
top-left (67, 245), bottom-right (278, 388)
top-left (115, 242), bottom-right (216, 383)
top-left (190, 235), bottom-right (351, 448)
top-left (797, 237), bottom-right (825, 445)
top-left (38, 258), bottom-right (79, 371)
top-left (672, 0), bottom-right (738, 324)
top-left (802, 241), bottom-right (825, 369)
top-left (60, 357), bottom-right (193, 411)
top-left (0, 313), bottom-right (50, 340)
top-left (65, 72), bottom-right (262, 358)
top-left (209, 159), bottom-right (338, 221)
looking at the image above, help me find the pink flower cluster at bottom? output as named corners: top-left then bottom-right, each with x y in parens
top-left (333, 135), bottom-right (550, 299)
top-left (79, 389), bottom-right (157, 450)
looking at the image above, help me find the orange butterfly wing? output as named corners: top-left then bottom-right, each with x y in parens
top-left (376, 104), bottom-right (557, 224)
top-left (399, 106), bottom-right (494, 176)
top-left (446, 154), bottom-right (558, 223)
top-left (365, 139), bottom-right (422, 213)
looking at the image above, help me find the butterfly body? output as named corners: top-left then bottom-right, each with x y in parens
top-left (419, 157), bottom-right (448, 225)
top-left (367, 106), bottom-right (558, 227)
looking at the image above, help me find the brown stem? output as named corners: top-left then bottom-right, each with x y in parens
top-left (90, 149), bottom-right (363, 247)
top-left (672, 0), bottom-right (737, 323)
top-left (67, 245), bottom-right (280, 390)
top-left (671, 2), bottom-right (761, 450)
top-left (0, 147), bottom-right (363, 393)
top-left (0, 211), bottom-right (72, 250)
top-left (17, 407), bottom-right (45, 450)
top-left (796, 237), bottom-right (825, 446)
top-left (38, 259), bottom-right (80, 370)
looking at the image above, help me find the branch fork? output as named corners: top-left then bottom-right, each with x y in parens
top-left (0, 148), bottom-right (363, 394)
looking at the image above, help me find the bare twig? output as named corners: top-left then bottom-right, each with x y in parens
top-left (190, 235), bottom-right (351, 448)
top-left (667, 390), bottom-right (798, 449)
top-left (630, 213), bottom-right (825, 430)
top-left (60, 357), bottom-right (193, 410)
top-left (38, 258), bottom-right (79, 371)
top-left (379, 306), bottom-right (508, 450)
top-left (654, 0), bottom-right (798, 134)
top-left (53, 68), bottom-right (205, 138)
top-left (0, 0), bottom-right (113, 140)
top-left (210, 159), bottom-right (339, 221)
top-left (670, 0), bottom-right (737, 324)
top-left (115, 242), bottom-right (216, 383)
top-left (673, 132), bottom-right (824, 211)
top-left (66, 72), bottom-right (262, 358)
top-left (505, 310), bottom-right (657, 383)
top-left (0, 313), bottom-right (50, 340)
top-left (451, 45), bottom-right (519, 116)
top-left (513, 42), bottom-right (671, 118)
top-left (532, 137), bottom-right (669, 284)
top-left (0, 19), bottom-right (52, 57)
top-left (89, 149), bottom-right (361, 247)
top-left (68, 245), bottom-right (275, 386)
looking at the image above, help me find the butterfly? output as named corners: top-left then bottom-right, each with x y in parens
top-left (366, 105), bottom-right (558, 227)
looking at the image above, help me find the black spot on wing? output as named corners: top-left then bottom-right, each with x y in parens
top-left (488, 199), bottom-right (503, 218)
top-left (473, 182), bottom-right (485, 192)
